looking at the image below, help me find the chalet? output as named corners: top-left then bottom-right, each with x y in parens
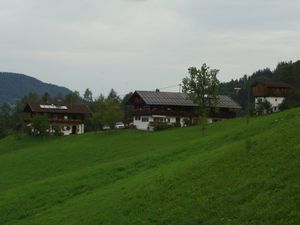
top-left (24, 103), bottom-right (91, 135)
top-left (126, 90), bottom-right (241, 130)
top-left (251, 80), bottom-right (290, 112)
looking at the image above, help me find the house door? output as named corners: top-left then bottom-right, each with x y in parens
top-left (72, 125), bottom-right (77, 134)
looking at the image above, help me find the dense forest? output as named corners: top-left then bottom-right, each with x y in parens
top-left (0, 72), bottom-right (71, 105)
top-left (220, 60), bottom-right (300, 113)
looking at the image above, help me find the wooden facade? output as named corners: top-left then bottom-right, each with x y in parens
top-left (251, 81), bottom-right (290, 97)
top-left (251, 80), bottom-right (290, 113)
top-left (24, 103), bottom-right (90, 135)
top-left (126, 91), bottom-right (241, 130)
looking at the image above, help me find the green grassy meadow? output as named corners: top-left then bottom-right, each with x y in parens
top-left (0, 108), bottom-right (300, 225)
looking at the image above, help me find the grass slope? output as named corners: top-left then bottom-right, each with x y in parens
top-left (0, 109), bottom-right (300, 225)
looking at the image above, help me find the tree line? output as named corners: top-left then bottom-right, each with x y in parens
top-left (220, 60), bottom-right (300, 114)
top-left (0, 89), bottom-right (133, 139)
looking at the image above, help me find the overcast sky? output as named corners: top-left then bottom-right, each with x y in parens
top-left (1, 0), bottom-right (299, 97)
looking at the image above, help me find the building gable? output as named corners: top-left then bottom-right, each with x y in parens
top-left (24, 103), bottom-right (91, 114)
top-left (251, 80), bottom-right (290, 97)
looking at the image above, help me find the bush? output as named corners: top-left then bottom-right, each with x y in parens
top-left (52, 125), bottom-right (63, 136)
top-left (153, 124), bottom-right (172, 131)
top-left (32, 115), bottom-right (49, 136)
top-left (256, 99), bottom-right (272, 115)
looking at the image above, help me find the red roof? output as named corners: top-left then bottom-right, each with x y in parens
top-left (24, 103), bottom-right (91, 114)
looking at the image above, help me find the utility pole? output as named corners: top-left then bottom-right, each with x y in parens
top-left (246, 76), bottom-right (250, 125)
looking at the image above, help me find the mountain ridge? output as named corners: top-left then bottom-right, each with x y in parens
top-left (0, 72), bottom-right (71, 104)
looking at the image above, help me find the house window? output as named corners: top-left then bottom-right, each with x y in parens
top-left (135, 116), bottom-right (141, 121)
top-left (64, 126), bottom-right (71, 131)
top-left (153, 117), bottom-right (165, 123)
top-left (141, 117), bottom-right (149, 122)
top-left (275, 99), bottom-right (277, 102)
top-left (64, 115), bottom-right (68, 120)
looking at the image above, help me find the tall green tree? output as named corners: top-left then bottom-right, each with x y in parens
top-left (274, 61), bottom-right (300, 109)
top-left (90, 99), bottom-right (124, 131)
top-left (0, 103), bottom-right (12, 138)
top-left (182, 64), bottom-right (220, 114)
top-left (41, 92), bottom-right (51, 103)
top-left (64, 91), bottom-right (82, 104)
top-left (31, 115), bottom-right (49, 136)
top-left (121, 92), bottom-right (133, 121)
top-left (182, 64), bottom-right (220, 133)
top-left (107, 89), bottom-right (121, 102)
top-left (1, 103), bottom-right (11, 118)
top-left (83, 88), bottom-right (93, 103)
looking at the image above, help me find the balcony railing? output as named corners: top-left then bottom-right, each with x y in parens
top-left (130, 109), bottom-right (237, 119)
top-left (130, 109), bottom-right (197, 117)
top-left (24, 118), bottom-right (84, 124)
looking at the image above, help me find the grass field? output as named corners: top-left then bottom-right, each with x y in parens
top-left (0, 108), bottom-right (300, 225)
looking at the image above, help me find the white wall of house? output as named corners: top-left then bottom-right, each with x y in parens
top-left (62, 125), bottom-right (73, 135)
top-left (133, 116), bottom-right (151, 130)
top-left (170, 117), bottom-right (177, 124)
top-left (78, 124), bottom-right (84, 134)
top-left (180, 118), bottom-right (185, 127)
top-left (255, 97), bottom-right (285, 112)
top-left (60, 124), bottom-right (85, 135)
top-left (133, 115), bottom-right (181, 130)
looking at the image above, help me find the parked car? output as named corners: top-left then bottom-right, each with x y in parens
top-left (115, 122), bottom-right (125, 129)
top-left (102, 125), bottom-right (111, 131)
top-left (125, 122), bottom-right (134, 129)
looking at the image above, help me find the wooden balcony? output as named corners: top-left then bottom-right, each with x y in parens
top-left (130, 109), bottom-right (237, 119)
top-left (130, 109), bottom-right (197, 117)
top-left (24, 118), bottom-right (84, 124)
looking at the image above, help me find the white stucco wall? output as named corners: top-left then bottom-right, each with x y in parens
top-left (133, 115), bottom-right (181, 130)
top-left (62, 126), bottom-right (73, 135)
top-left (61, 124), bottom-right (85, 135)
top-left (78, 124), bottom-right (84, 134)
top-left (255, 97), bottom-right (285, 112)
top-left (133, 116), bottom-right (150, 130)
top-left (169, 117), bottom-right (176, 124)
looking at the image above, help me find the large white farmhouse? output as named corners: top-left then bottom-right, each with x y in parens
top-left (126, 90), bottom-right (241, 130)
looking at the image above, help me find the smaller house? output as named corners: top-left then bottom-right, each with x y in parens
top-left (24, 103), bottom-right (91, 135)
top-left (251, 80), bottom-right (290, 112)
top-left (126, 90), bottom-right (241, 130)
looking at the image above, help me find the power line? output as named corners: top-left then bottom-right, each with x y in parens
top-left (158, 84), bottom-right (182, 92)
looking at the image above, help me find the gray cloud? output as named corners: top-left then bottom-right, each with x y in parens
top-left (0, 0), bottom-right (299, 96)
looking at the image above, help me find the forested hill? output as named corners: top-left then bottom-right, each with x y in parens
top-left (0, 72), bottom-right (71, 104)
top-left (220, 60), bottom-right (300, 112)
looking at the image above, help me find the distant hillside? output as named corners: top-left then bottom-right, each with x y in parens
top-left (0, 72), bottom-right (71, 105)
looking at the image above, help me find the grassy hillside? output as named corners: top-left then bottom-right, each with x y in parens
top-left (0, 109), bottom-right (300, 225)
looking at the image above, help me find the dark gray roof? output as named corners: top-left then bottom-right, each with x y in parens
top-left (136, 91), bottom-right (197, 106)
top-left (135, 91), bottom-right (241, 109)
top-left (216, 95), bottom-right (242, 109)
